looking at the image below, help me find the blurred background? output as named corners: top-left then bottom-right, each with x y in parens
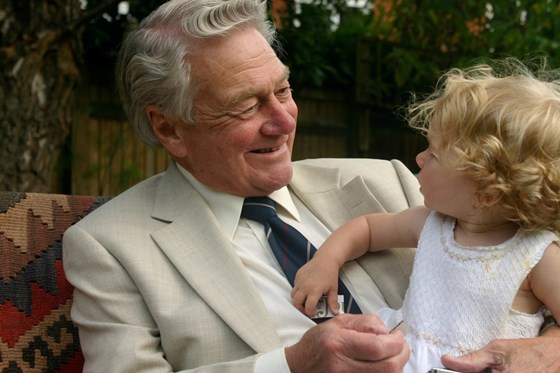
top-left (1, 0), bottom-right (559, 195)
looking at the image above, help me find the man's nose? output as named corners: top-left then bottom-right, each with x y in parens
top-left (262, 99), bottom-right (297, 134)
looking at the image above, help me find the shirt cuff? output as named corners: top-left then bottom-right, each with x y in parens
top-left (254, 348), bottom-right (291, 373)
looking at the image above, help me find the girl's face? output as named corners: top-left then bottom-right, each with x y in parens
top-left (415, 125), bottom-right (478, 220)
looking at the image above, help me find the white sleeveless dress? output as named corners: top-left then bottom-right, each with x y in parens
top-left (377, 211), bottom-right (557, 373)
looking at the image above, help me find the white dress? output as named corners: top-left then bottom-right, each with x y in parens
top-left (377, 211), bottom-right (557, 373)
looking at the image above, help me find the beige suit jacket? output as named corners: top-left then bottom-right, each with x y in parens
top-left (63, 158), bottom-right (423, 372)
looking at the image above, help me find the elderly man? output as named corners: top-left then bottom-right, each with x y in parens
top-left (63, 0), bottom-right (560, 372)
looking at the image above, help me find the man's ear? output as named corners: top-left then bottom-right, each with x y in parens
top-left (146, 104), bottom-right (188, 158)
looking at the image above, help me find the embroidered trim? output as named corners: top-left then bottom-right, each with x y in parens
top-left (440, 216), bottom-right (521, 262)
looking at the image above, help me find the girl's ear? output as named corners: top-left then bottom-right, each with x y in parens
top-left (146, 105), bottom-right (188, 158)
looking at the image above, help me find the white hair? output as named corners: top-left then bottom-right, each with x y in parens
top-left (116, 0), bottom-right (277, 146)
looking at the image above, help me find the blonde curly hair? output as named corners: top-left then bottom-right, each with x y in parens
top-left (407, 57), bottom-right (560, 235)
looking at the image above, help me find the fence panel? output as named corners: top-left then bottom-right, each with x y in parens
top-left (71, 118), bottom-right (170, 195)
top-left (70, 88), bottom-right (423, 195)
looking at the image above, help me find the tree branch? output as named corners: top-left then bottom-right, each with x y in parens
top-left (65, 0), bottom-right (123, 34)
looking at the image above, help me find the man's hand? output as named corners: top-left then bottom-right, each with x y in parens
top-left (285, 313), bottom-right (409, 373)
top-left (441, 327), bottom-right (560, 372)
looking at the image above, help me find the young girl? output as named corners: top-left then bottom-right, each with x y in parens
top-left (291, 58), bottom-right (560, 373)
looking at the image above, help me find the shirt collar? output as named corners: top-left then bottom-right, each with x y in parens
top-left (176, 163), bottom-right (301, 239)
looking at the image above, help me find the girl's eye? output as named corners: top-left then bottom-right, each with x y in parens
top-left (423, 148), bottom-right (438, 161)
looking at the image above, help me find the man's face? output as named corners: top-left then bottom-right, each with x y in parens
top-left (172, 28), bottom-right (298, 197)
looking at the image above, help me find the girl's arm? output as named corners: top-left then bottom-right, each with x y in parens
top-left (292, 205), bottom-right (430, 316)
top-left (529, 241), bottom-right (560, 326)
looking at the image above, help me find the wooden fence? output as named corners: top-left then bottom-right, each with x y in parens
top-left (68, 87), bottom-right (425, 196)
top-left (70, 117), bottom-right (171, 196)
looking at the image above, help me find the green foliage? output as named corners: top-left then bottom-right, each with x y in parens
top-left (276, 0), bottom-right (371, 92)
top-left (80, 0), bottom-right (560, 101)
top-left (82, 0), bottom-right (166, 83)
top-left (276, 0), bottom-right (560, 109)
top-left (80, 0), bottom-right (560, 113)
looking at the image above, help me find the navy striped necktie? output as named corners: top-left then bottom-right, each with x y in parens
top-left (241, 196), bottom-right (361, 315)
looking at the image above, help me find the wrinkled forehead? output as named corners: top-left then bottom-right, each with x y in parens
top-left (189, 27), bottom-right (280, 82)
top-left (188, 27), bottom-right (289, 113)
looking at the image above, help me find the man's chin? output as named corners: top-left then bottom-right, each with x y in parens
top-left (258, 169), bottom-right (293, 193)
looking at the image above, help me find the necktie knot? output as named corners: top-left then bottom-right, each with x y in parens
top-left (241, 197), bottom-right (278, 224)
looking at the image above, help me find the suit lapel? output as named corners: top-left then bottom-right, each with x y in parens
top-left (150, 164), bottom-right (281, 352)
top-left (290, 162), bottom-right (388, 230)
top-left (290, 161), bottom-right (414, 309)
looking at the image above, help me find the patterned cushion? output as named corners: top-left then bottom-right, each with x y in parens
top-left (0, 192), bottom-right (110, 372)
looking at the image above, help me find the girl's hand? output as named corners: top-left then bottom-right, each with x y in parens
top-left (291, 257), bottom-right (341, 317)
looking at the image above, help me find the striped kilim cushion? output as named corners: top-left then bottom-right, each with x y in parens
top-left (0, 192), bottom-right (110, 372)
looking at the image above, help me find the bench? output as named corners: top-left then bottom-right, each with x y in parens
top-left (0, 192), bottom-right (110, 372)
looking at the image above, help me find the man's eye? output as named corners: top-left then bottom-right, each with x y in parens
top-left (241, 103), bottom-right (259, 114)
top-left (276, 87), bottom-right (292, 97)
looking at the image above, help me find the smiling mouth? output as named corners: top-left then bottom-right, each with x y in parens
top-left (252, 147), bottom-right (279, 153)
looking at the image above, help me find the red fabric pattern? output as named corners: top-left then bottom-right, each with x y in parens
top-left (0, 192), bottom-right (109, 372)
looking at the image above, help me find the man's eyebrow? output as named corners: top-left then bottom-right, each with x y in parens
top-left (280, 65), bottom-right (291, 82)
top-left (226, 65), bottom-right (291, 109)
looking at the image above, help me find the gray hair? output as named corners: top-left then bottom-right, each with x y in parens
top-left (116, 0), bottom-right (277, 146)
